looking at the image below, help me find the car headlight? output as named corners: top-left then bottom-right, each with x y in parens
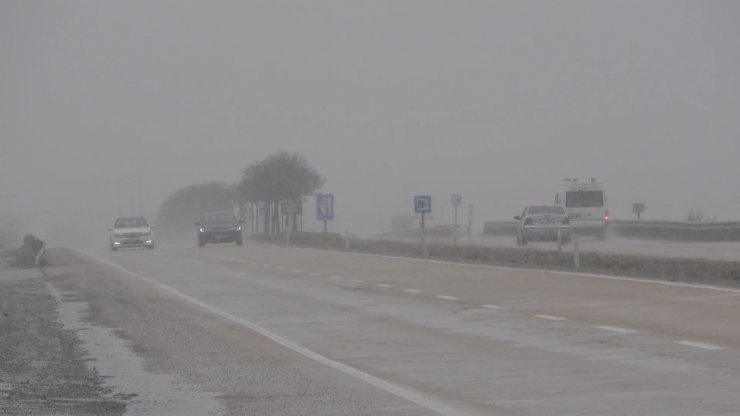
top-left (199, 228), bottom-right (204, 233)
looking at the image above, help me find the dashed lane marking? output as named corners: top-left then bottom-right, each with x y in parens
top-left (480, 304), bottom-right (507, 310)
top-left (675, 340), bottom-right (725, 351)
top-left (404, 289), bottom-right (422, 294)
top-left (535, 315), bottom-right (566, 321)
top-left (376, 284), bottom-right (393, 288)
top-left (436, 295), bottom-right (459, 301)
top-left (595, 325), bottom-right (638, 334)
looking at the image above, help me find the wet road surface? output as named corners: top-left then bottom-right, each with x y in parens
top-left (38, 242), bottom-right (740, 415)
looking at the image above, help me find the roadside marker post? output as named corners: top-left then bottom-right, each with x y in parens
top-left (450, 194), bottom-right (462, 246)
top-left (414, 196), bottom-right (432, 257)
top-left (573, 233), bottom-right (580, 269)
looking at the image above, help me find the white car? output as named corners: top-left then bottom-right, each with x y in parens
top-left (515, 205), bottom-right (571, 246)
top-left (108, 217), bottom-right (155, 251)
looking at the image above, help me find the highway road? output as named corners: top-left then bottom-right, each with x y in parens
top-left (41, 241), bottom-right (740, 415)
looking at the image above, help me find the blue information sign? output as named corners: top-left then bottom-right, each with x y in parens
top-left (316, 194), bottom-right (334, 221)
top-left (414, 195), bottom-right (432, 214)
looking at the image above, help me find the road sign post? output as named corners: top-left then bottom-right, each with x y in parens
top-left (633, 203), bottom-right (645, 220)
top-left (451, 194), bottom-right (462, 228)
top-left (414, 195), bottom-right (432, 257)
top-left (467, 203), bottom-right (473, 238)
top-left (316, 194), bottom-right (334, 242)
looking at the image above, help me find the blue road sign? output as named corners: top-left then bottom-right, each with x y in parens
top-left (316, 194), bottom-right (334, 221)
top-left (414, 195), bottom-right (432, 214)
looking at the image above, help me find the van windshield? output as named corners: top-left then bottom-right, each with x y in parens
top-left (566, 191), bottom-right (604, 208)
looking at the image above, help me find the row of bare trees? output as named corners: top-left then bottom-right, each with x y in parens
top-left (157, 152), bottom-right (324, 236)
top-left (234, 152), bottom-right (324, 234)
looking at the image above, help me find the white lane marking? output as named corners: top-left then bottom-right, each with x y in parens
top-left (436, 295), bottom-right (459, 301)
top-left (265, 243), bottom-right (740, 294)
top-left (329, 276), bottom-right (342, 280)
top-left (275, 266), bottom-right (286, 270)
top-left (376, 284), bottom-right (393, 288)
top-left (263, 264), bottom-right (272, 267)
top-left (351, 279), bottom-right (365, 283)
top-left (675, 340), bottom-right (725, 351)
top-left (535, 315), bottom-right (566, 321)
top-left (480, 304), bottom-right (507, 310)
top-left (250, 262), bottom-right (259, 265)
top-left (404, 289), bottom-right (422, 294)
top-left (291, 269), bottom-right (303, 273)
top-left (79, 251), bottom-right (472, 416)
top-left (310, 272), bottom-right (322, 276)
top-left (596, 325), bottom-right (638, 334)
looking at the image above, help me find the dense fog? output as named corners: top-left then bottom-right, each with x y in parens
top-left (2, 1), bottom-right (739, 243)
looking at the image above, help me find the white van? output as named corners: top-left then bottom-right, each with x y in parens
top-left (554, 178), bottom-right (609, 239)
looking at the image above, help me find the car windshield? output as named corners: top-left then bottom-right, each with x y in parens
top-left (203, 213), bottom-right (237, 225)
top-left (566, 191), bottom-right (604, 208)
top-left (528, 206), bottom-right (565, 215)
top-left (114, 218), bottom-right (148, 228)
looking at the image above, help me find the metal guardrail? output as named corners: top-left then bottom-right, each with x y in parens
top-left (482, 220), bottom-right (740, 242)
top-left (612, 221), bottom-right (740, 242)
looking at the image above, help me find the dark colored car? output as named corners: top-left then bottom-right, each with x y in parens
top-left (196, 212), bottom-right (243, 247)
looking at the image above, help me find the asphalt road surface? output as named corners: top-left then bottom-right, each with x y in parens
top-left (34, 241), bottom-right (740, 415)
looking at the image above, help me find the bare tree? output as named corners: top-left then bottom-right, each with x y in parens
top-left (235, 152), bottom-right (324, 234)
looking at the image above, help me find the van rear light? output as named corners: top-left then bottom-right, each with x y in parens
top-left (524, 217), bottom-right (533, 226)
top-left (562, 217), bottom-right (570, 225)
top-left (604, 210), bottom-right (610, 222)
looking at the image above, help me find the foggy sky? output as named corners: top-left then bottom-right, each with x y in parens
top-left (2, 1), bottom-right (740, 239)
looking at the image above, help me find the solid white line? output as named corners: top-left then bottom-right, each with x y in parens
top-left (329, 276), bottom-right (342, 280)
top-left (376, 284), bottom-right (393, 288)
top-left (79, 251), bottom-right (472, 416)
top-left (351, 279), bottom-right (365, 283)
top-left (253, 242), bottom-right (740, 294)
top-left (535, 315), bottom-right (566, 321)
top-left (675, 340), bottom-right (725, 351)
top-left (480, 304), bottom-right (507, 310)
top-left (436, 295), bottom-right (459, 301)
top-left (595, 325), bottom-right (638, 334)
top-left (404, 289), bottom-right (422, 294)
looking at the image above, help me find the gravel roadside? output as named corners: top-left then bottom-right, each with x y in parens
top-left (0, 267), bottom-right (125, 415)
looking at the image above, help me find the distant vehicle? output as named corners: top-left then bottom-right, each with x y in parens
top-left (108, 217), bottom-right (155, 251)
top-left (554, 178), bottom-right (609, 239)
top-left (196, 212), bottom-right (243, 247)
top-left (514, 205), bottom-right (570, 246)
